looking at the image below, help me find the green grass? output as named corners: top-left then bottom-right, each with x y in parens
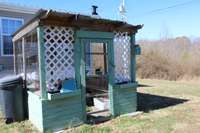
top-left (1, 79), bottom-right (200, 133)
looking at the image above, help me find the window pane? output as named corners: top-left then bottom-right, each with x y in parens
top-left (8, 20), bottom-right (15, 33)
top-left (3, 35), bottom-right (13, 55)
top-left (91, 43), bottom-right (104, 53)
top-left (15, 20), bottom-right (23, 29)
top-left (86, 54), bottom-right (106, 76)
top-left (2, 19), bottom-right (9, 34)
top-left (2, 19), bottom-right (23, 34)
top-left (85, 42), bottom-right (107, 76)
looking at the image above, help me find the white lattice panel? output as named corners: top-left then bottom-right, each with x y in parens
top-left (114, 32), bottom-right (131, 83)
top-left (43, 26), bottom-right (75, 88)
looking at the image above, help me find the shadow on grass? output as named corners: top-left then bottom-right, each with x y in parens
top-left (137, 92), bottom-right (189, 112)
top-left (87, 115), bottom-right (111, 125)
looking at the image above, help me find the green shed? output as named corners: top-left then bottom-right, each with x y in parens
top-left (12, 9), bottom-right (142, 132)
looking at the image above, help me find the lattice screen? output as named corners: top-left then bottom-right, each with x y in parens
top-left (114, 32), bottom-right (131, 83)
top-left (43, 26), bottom-right (75, 88)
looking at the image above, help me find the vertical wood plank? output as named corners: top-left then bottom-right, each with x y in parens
top-left (22, 37), bottom-right (26, 80)
top-left (37, 26), bottom-right (47, 99)
top-left (13, 41), bottom-right (16, 74)
top-left (130, 34), bottom-right (136, 82)
top-left (80, 39), bottom-right (87, 121)
top-left (103, 43), bottom-right (108, 73)
top-left (107, 39), bottom-right (117, 116)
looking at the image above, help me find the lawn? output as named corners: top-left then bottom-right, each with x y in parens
top-left (1, 79), bottom-right (200, 133)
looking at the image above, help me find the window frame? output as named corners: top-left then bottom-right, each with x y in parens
top-left (0, 17), bottom-right (24, 56)
top-left (85, 42), bottom-right (108, 75)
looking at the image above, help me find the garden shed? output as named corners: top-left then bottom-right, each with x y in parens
top-left (12, 9), bottom-right (142, 132)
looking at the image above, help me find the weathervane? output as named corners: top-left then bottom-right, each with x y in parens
top-left (119, 0), bottom-right (127, 21)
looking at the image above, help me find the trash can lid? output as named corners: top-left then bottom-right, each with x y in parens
top-left (0, 75), bottom-right (22, 88)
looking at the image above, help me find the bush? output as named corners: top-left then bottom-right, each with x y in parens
top-left (136, 37), bottom-right (200, 80)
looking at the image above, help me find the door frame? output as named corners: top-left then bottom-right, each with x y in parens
top-left (75, 30), bottom-right (116, 121)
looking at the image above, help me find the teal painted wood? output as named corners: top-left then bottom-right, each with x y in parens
top-left (74, 31), bottom-right (86, 122)
top-left (135, 45), bottom-right (141, 55)
top-left (42, 93), bottom-right (83, 132)
top-left (130, 34), bottom-right (136, 82)
top-left (74, 36), bottom-right (81, 91)
top-left (80, 39), bottom-right (87, 122)
top-left (113, 86), bottom-right (137, 115)
top-left (76, 30), bottom-right (114, 39)
top-left (107, 39), bottom-right (117, 116)
top-left (28, 91), bottom-right (83, 132)
top-left (37, 26), bottom-right (47, 99)
top-left (76, 30), bottom-right (115, 121)
top-left (28, 91), bottom-right (43, 131)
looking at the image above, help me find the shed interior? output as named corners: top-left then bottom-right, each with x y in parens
top-left (13, 9), bottom-right (142, 132)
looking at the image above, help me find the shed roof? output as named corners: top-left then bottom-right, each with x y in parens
top-left (13, 9), bottom-right (143, 41)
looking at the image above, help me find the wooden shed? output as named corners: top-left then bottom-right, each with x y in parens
top-left (12, 9), bottom-right (142, 132)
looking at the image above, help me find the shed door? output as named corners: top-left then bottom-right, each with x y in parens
top-left (75, 30), bottom-right (116, 120)
top-left (85, 42), bottom-right (108, 94)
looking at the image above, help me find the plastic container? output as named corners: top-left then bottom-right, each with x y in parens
top-left (0, 75), bottom-right (25, 123)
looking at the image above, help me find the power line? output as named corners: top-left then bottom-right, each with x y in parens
top-left (148, 0), bottom-right (197, 14)
top-left (135, 0), bottom-right (198, 18)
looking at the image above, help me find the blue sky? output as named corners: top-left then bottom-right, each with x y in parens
top-left (2, 0), bottom-right (200, 40)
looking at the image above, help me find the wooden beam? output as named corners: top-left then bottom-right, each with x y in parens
top-left (39, 19), bottom-right (138, 33)
top-left (13, 21), bottom-right (39, 42)
top-left (37, 26), bottom-right (47, 99)
top-left (76, 30), bottom-right (114, 39)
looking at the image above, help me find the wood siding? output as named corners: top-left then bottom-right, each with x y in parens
top-left (28, 91), bottom-right (84, 132)
top-left (113, 84), bottom-right (137, 115)
top-left (28, 91), bottom-right (43, 131)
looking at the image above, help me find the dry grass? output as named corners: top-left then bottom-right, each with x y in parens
top-left (137, 37), bottom-right (200, 80)
top-left (1, 79), bottom-right (200, 133)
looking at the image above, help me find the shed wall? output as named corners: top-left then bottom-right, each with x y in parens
top-left (28, 91), bottom-right (84, 132)
top-left (42, 94), bottom-right (83, 132)
top-left (114, 86), bottom-right (137, 115)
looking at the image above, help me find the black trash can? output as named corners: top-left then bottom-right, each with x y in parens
top-left (0, 75), bottom-right (25, 123)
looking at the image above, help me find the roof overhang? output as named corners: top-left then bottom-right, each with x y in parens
top-left (0, 2), bottom-right (38, 14)
top-left (13, 9), bottom-right (143, 41)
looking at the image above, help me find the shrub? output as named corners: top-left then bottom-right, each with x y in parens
top-left (136, 37), bottom-right (200, 80)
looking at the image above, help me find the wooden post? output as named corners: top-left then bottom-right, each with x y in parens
top-left (107, 39), bottom-right (117, 116)
top-left (22, 37), bottom-right (26, 80)
top-left (130, 34), bottom-right (136, 82)
top-left (37, 26), bottom-right (47, 99)
top-left (13, 41), bottom-right (16, 74)
top-left (74, 31), bottom-right (87, 121)
top-left (80, 39), bottom-right (87, 121)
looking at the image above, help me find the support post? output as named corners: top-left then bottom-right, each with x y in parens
top-left (80, 39), bottom-right (87, 121)
top-left (37, 26), bottom-right (47, 99)
top-left (13, 41), bottom-right (16, 74)
top-left (107, 39), bottom-right (117, 116)
top-left (130, 34), bottom-right (136, 82)
top-left (22, 37), bottom-right (26, 80)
